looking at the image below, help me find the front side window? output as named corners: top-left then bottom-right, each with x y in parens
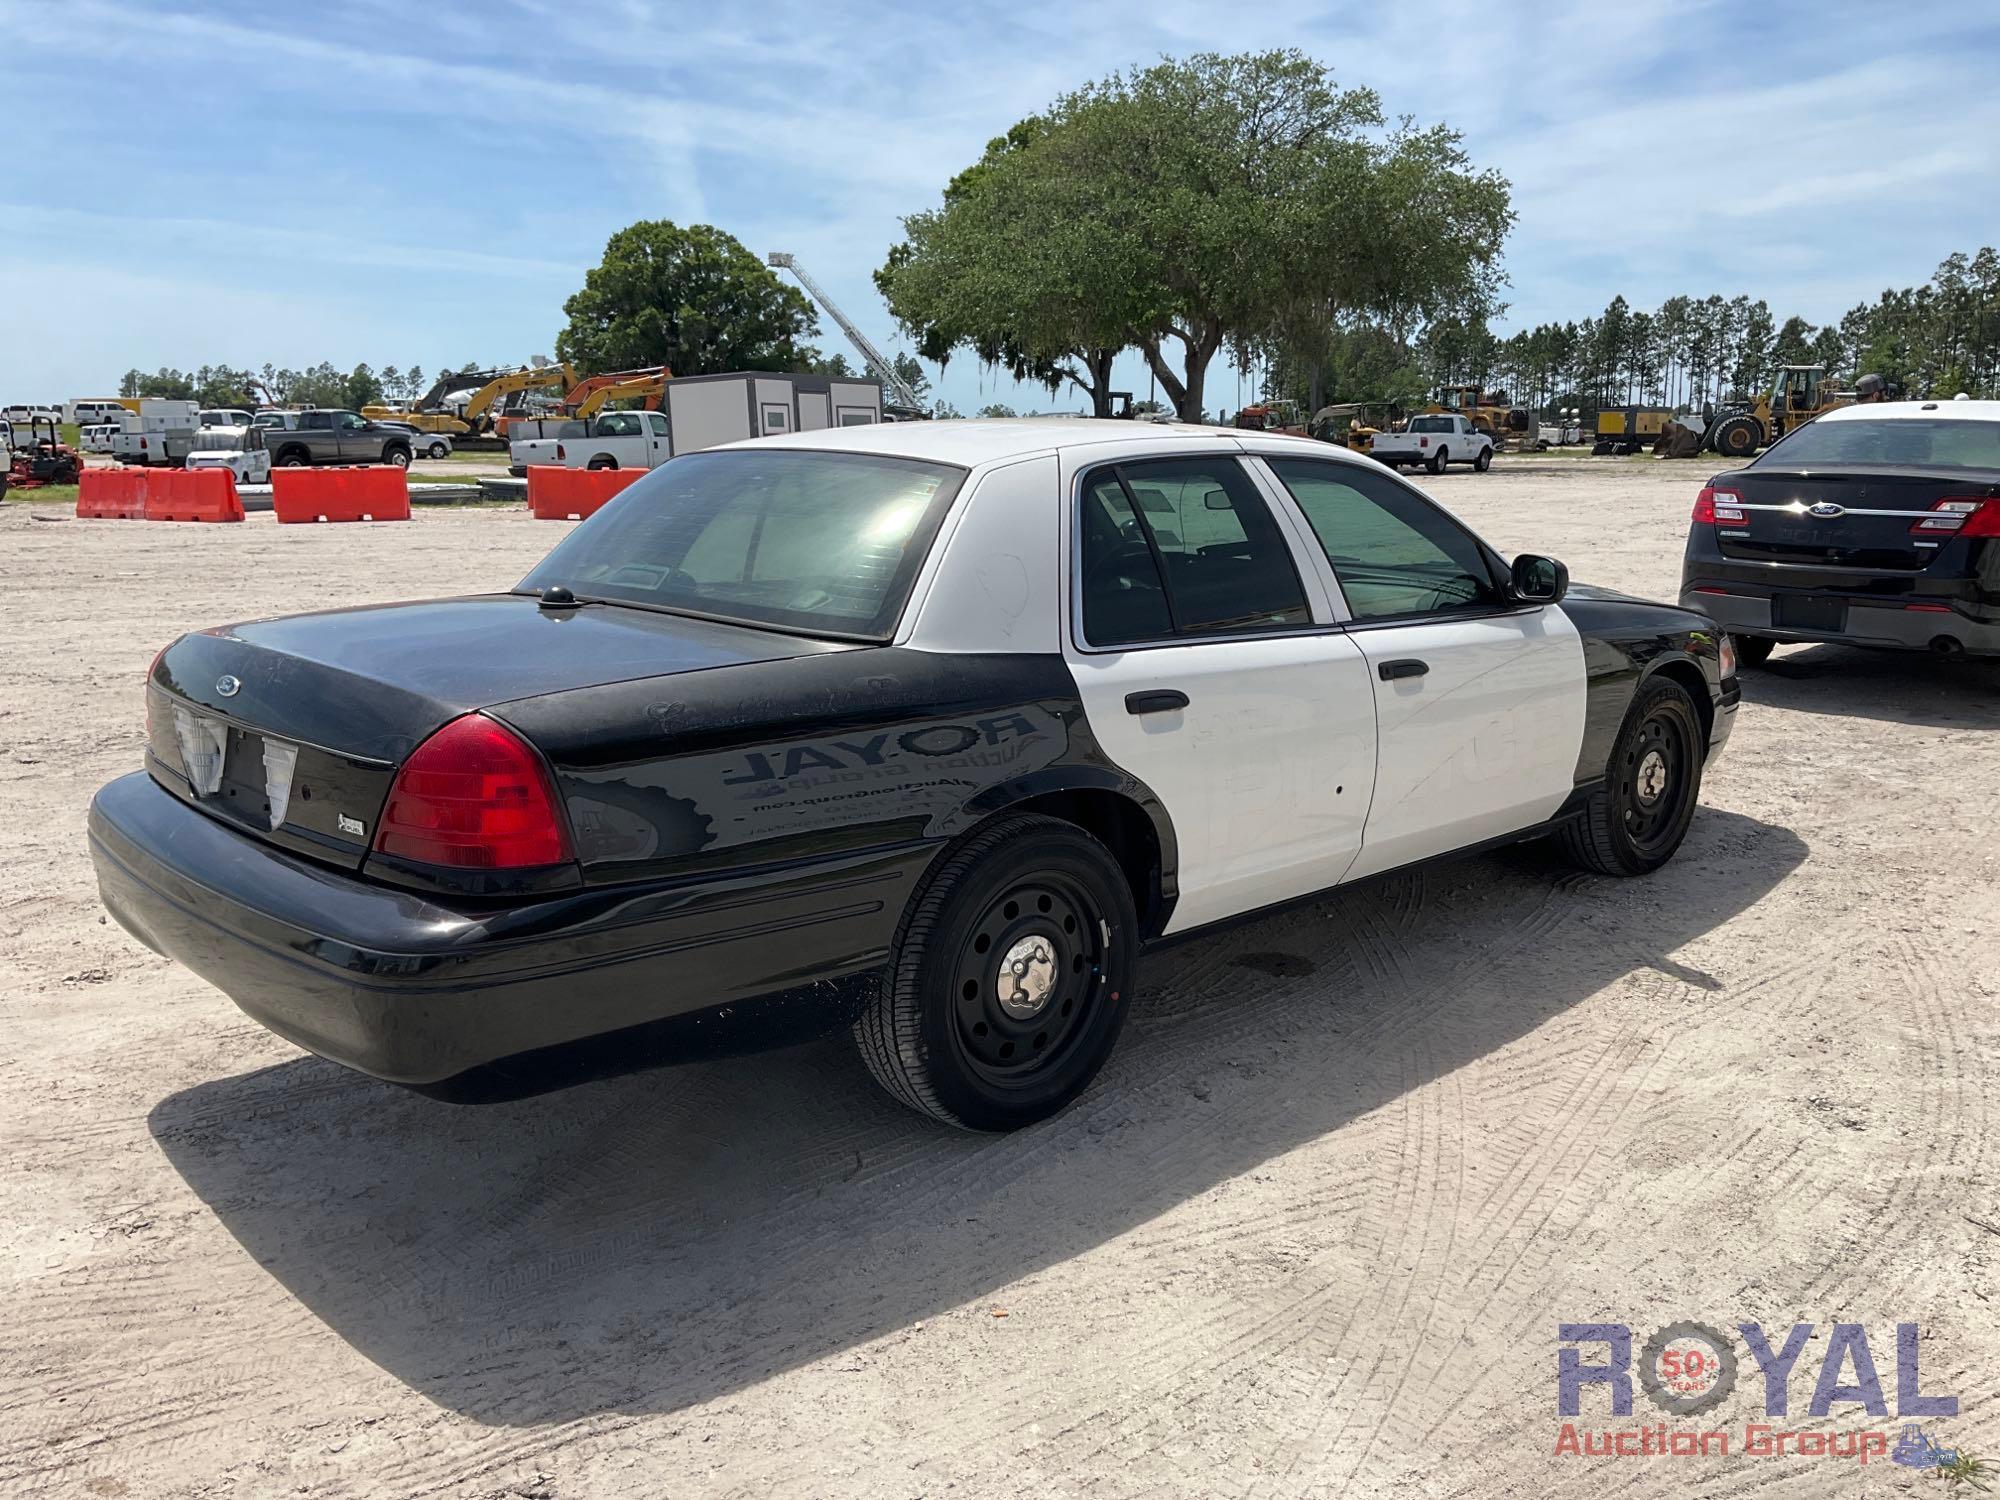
top-left (647, 413), bottom-right (669, 436)
top-left (1077, 456), bottom-right (1310, 646)
top-left (1266, 459), bottom-right (1501, 621)
top-left (517, 450), bottom-right (964, 640)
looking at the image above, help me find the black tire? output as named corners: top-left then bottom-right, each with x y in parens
top-left (427, 441), bottom-right (449, 460)
top-left (276, 449), bottom-right (308, 468)
top-left (1474, 446), bottom-right (1493, 472)
top-left (1733, 634), bottom-right (1775, 668)
top-left (1558, 676), bottom-right (1705, 877)
top-left (586, 456), bottom-right (617, 470)
top-left (384, 445), bottom-right (411, 470)
top-left (853, 813), bottom-right (1137, 1131)
top-left (1711, 416), bottom-right (1761, 458)
top-left (1428, 446), bottom-right (1449, 474)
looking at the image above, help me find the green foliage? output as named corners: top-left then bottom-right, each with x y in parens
top-left (804, 350), bottom-right (854, 377)
top-left (976, 402), bottom-right (1019, 418)
top-left (880, 51), bottom-right (1511, 421)
top-left (891, 352), bottom-right (932, 402)
top-left (1438, 248), bottom-right (2000, 418)
top-left (554, 221), bottom-right (818, 377)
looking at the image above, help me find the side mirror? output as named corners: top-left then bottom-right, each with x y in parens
top-left (1510, 553), bottom-right (1568, 603)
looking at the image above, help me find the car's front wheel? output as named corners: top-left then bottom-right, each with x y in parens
top-left (854, 813), bottom-right (1136, 1131)
top-left (1474, 447), bottom-right (1493, 471)
top-left (1558, 676), bottom-right (1705, 877)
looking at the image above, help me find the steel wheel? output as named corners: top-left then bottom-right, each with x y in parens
top-left (948, 873), bottom-right (1108, 1091)
top-left (1558, 676), bottom-right (1705, 877)
top-left (854, 812), bottom-right (1137, 1130)
top-left (1617, 702), bottom-right (1697, 860)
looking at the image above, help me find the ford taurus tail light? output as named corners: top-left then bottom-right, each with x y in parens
top-left (1692, 487), bottom-right (1744, 525)
top-left (1911, 497), bottom-right (2000, 537)
top-left (374, 714), bottom-right (572, 869)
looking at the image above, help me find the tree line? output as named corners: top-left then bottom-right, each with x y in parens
top-left (1292, 247), bottom-right (2000, 419)
top-left (117, 362), bottom-right (439, 411)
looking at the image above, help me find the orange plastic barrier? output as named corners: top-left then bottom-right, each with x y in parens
top-left (76, 467), bottom-right (149, 520)
top-left (144, 467), bottom-right (244, 523)
top-left (272, 465), bottom-right (412, 523)
top-left (527, 465), bottom-right (644, 520)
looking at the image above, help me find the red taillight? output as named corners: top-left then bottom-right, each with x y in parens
top-left (374, 714), bottom-right (572, 869)
top-left (1418, 436), bottom-right (1429, 448)
top-left (1911, 497), bottom-right (2000, 538)
top-left (555, 443), bottom-right (566, 461)
top-left (1693, 486), bottom-right (1745, 525)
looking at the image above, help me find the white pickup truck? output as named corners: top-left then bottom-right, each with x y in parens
top-left (1370, 413), bottom-right (1494, 474)
top-left (508, 410), bottom-right (670, 476)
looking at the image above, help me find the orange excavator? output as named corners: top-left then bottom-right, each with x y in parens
top-left (560, 366), bottom-right (671, 415)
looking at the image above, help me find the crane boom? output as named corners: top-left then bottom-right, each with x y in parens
top-left (767, 252), bottom-right (925, 412)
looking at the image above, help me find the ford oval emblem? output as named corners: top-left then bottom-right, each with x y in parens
top-left (215, 674), bottom-right (241, 698)
top-left (1807, 501), bottom-right (1846, 519)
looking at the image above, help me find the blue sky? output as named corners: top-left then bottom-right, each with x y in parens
top-left (6, 0), bottom-right (1999, 413)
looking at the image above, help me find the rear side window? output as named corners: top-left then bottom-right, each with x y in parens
top-left (1077, 457), bottom-right (1310, 646)
top-left (1266, 459), bottom-right (1501, 620)
top-left (1761, 416), bottom-right (2000, 470)
top-left (518, 450), bottom-right (964, 640)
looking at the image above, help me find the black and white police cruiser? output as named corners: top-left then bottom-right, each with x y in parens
top-left (92, 419), bottom-right (1738, 1130)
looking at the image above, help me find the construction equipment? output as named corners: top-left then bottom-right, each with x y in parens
top-left (1426, 384), bottom-right (1535, 448)
top-left (5, 417), bottom-right (82, 488)
top-left (767, 252), bottom-right (928, 417)
top-left (1592, 406), bottom-right (1677, 455)
top-left (574, 373), bottom-right (668, 419)
top-left (456, 361), bottom-right (578, 435)
top-left (1704, 365), bottom-right (1852, 459)
top-left (560, 366), bottom-right (671, 415)
top-left (1234, 399), bottom-right (1307, 435)
top-left (1307, 402), bottom-right (1399, 450)
top-left (367, 366), bottom-right (510, 435)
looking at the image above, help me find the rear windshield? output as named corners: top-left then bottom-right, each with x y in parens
top-left (517, 449), bottom-right (966, 640)
top-left (1407, 416), bottom-right (1453, 433)
top-left (1761, 416), bottom-right (2000, 471)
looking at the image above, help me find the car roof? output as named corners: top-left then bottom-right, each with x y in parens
top-left (1818, 398), bottom-right (2000, 423)
top-left (720, 416), bottom-right (1374, 469)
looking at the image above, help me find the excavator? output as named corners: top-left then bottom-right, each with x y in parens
top-left (560, 366), bottom-right (671, 415)
top-left (460, 362), bottom-right (577, 436)
top-left (365, 363), bottom-right (580, 437)
top-left (574, 372), bottom-right (668, 418)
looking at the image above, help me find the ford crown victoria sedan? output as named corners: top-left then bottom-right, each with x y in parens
top-left (90, 420), bottom-right (1738, 1130)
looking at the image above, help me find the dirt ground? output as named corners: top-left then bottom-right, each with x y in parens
top-left (3, 458), bottom-right (1996, 1499)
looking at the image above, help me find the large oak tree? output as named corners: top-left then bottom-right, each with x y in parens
top-left (556, 222), bottom-right (818, 377)
top-left (879, 51), bottom-right (1513, 421)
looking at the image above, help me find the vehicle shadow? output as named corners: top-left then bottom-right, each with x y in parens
top-left (1747, 643), bottom-right (2000, 729)
top-left (148, 809), bottom-right (1803, 1426)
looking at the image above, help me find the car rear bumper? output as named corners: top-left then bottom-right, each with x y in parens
top-left (89, 771), bottom-right (929, 1097)
top-left (1682, 583), bottom-right (2000, 656)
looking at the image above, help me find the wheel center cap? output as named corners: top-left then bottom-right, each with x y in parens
top-left (1636, 749), bottom-right (1669, 804)
top-left (995, 934), bottom-right (1058, 1019)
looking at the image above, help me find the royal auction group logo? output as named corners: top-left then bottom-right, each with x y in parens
top-left (1556, 1321), bottom-right (1967, 1470)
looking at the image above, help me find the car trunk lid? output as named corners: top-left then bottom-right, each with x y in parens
top-left (1711, 467), bottom-right (2000, 571)
top-left (146, 594), bottom-right (854, 870)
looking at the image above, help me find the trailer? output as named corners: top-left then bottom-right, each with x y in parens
top-left (508, 371), bottom-right (883, 475)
